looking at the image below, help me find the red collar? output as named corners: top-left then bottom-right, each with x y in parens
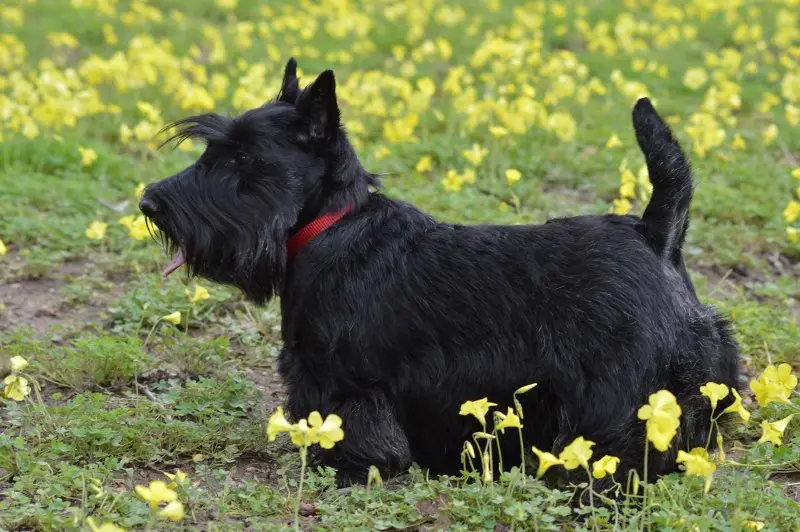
top-left (287, 206), bottom-right (352, 259)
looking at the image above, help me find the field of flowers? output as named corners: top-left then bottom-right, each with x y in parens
top-left (1, 0), bottom-right (799, 529)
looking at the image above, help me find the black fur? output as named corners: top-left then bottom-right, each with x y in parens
top-left (141, 59), bottom-right (740, 488)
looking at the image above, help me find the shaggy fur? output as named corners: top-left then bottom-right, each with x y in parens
top-left (140, 58), bottom-right (740, 488)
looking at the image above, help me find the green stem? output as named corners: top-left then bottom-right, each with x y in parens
top-left (495, 430), bottom-right (504, 476)
top-left (295, 446), bottom-right (308, 532)
top-left (185, 304), bottom-right (192, 336)
top-left (640, 441), bottom-right (649, 532)
top-left (143, 320), bottom-right (160, 347)
top-left (517, 427), bottom-right (526, 481)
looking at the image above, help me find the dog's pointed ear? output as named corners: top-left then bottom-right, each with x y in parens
top-left (277, 58), bottom-right (299, 104)
top-left (295, 70), bottom-right (340, 140)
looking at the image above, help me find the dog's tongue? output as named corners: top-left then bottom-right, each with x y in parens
top-left (162, 250), bottom-right (186, 277)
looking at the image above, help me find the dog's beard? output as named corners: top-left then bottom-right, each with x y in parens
top-left (151, 215), bottom-right (294, 304)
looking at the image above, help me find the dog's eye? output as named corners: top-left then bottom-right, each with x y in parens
top-left (235, 152), bottom-right (252, 165)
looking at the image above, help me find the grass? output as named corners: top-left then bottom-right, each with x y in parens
top-left (1, 0), bottom-right (799, 530)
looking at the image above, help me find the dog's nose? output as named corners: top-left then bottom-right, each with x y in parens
top-left (139, 196), bottom-right (160, 217)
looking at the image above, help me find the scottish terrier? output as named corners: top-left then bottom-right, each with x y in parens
top-left (140, 58), bottom-right (740, 488)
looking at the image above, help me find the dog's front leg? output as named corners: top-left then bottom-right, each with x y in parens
top-left (283, 377), bottom-right (412, 487)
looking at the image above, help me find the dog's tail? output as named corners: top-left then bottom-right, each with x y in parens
top-left (632, 97), bottom-right (693, 267)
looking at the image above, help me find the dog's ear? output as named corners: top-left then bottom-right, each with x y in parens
top-left (295, 70), bottom-right (340, 140)
top-left (277, 58), bottom-right (300, 104)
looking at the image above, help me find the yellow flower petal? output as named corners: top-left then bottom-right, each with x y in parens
top-left (606, 134), bottom-right (623, 148)
top-left (267, 406), bottom-right (294, 441)
top-left (494, 407), bottom-right (522, 432)
top-left (415, 155), bottom-right (433, 173)
top-left (505, 168), bottom-right (522, 186)
top-left (135, 481), bottom-right (177, 509)
top-left (164, 469), bottom-right (187, 489)
top-left (85, 221), bottom-right (108, 241)
top-left (559, 436), bottom-right (595, 470)
top-left (722, 388), bottom-right (750, 422)
top-left (3, 374), bottom-right (31, 401)
top-left (159, 500), bottom-right (184, 521)
top-left (10, 356), bottom-right (29, 372)
top-left (459, 398), bottom-right (498, 427)
top-left (591, 455), bottom-right (620, 479)
top-left (187, 285), bottom-right (210, 304)
top-left (699, 382), bottom-right (729, 411)
top-left (676, 447), bottom-right (716, 493)
top-left (531, 446), bottom-right (564, 478)
top-left (758, 415), bottom-right (794, 446)
top-left (161, 311), bottom-right (182, 325)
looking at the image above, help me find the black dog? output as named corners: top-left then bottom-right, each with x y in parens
top-left (140, 58), bottom-right (739, 487)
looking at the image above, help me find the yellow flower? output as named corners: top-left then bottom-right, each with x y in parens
top-left (559, 436), bottom-right (595, 470)
top-left (637, 390), bottom-right (682, 451)
top-left (441, 170), bottom-right (463, 192)
top-left (732, 134), bottom-right (746, 150)
top-left (135, 183), bottom-right (146, 200)
top-left (494, 407), bottom-right (522, 433)
top-left (758, 415), bottom-right (794, 446)
top-left (742, 521), bottom-right (764, 531)
top-left (415, 155), bottom-right (433, 173)
top-left (788, 227), bottom-right (799, 244)
top-left (505, 168), bottom-right (522, 186)
top-left (289, 418), bottom-right (314, 447)
top-left (0, 239), bottom-right (7, 255)
top-left (676, 447), bottom-right (716, 493)
top-left (699, 382), bottom-right (729, 411)
top-left (592, 455), bottom-right (620, 479)
top-left (683, 68), bottom-right (708, 91)
top-left (10, 356), bottom-right (28, 372)
top-left (86, 518), bottom-right (126, 532)
top-left (750, 364), bottom-right (797, 407)
top-left (120, 215), bottom-right (152, 240)
top-left (85, 221), bottom-right (107, 240)
top-left (612, 198), bottom-right (632, 215)
top-left (462, 144), bottom-right (488, 166)
top-left (159, 501), bottom-right (184, 521)
top-left (308, 411), bottom-right (345, 449)
top-left (161, 312), bottom-right (182, 325)
top-left (135, 480), bottom-right (177, 509)
top-left (164, 469), bottom-right (187, 489)
top-left (762, 124), bottom-right (778, 145)
top-left (547, 112), bottom-right (577, 141)
top-left (785, 201), bottom-right (800, 223)
top-left (531, 446), bottom-right (564, 478)
top-left (489, 125), bottom-right (509, 138)
top-left (792, 168), bottom-right (800, 180)
top-left (3, 374), bottom-right (31, 401)
top-left (267, 406), bottom-right (294, 441)
top-left (187, 285), bottom-right (210, 304)
top-left (619, 180), bottom-right (636, 199)
top-left (459, 398), bottom-right (498, 427)
top-left (79, 146), bottom-right (98, 167)
top-left (722, 389), bottom-right (750, 422)
top-left (606, 134), bottom-right (623, 148)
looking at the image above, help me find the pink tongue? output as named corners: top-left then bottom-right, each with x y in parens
top-left (162, 250), bottom-right (186, 277)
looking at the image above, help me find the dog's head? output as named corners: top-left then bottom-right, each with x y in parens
top-left (139, 58), bottom-right (374, 303)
